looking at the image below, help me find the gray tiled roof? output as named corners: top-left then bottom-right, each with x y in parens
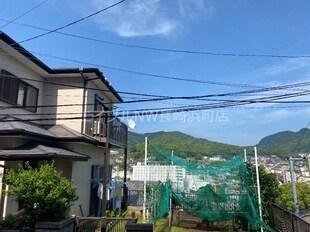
top-left (0, 143), bottom-right (89, 161)
top-left (46, 124), bottom-right (95, 141)
top-left (0, 116), bottom-right (54, 137)
top-left (0, 115), bottom-right (97, 143)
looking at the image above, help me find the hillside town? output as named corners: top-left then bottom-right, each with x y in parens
top-left (1, 1), bottom-right (310, 232)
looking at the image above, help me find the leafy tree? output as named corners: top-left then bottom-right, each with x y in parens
top-left (3, 162), bottom-right (78, 228)
top-left (247, 164), bottom-right (281, 223)
top-left (276, 182), bottom-right (310, 212)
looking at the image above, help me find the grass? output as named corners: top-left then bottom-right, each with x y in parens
top-left (154, 218), bottom-right (184, 232)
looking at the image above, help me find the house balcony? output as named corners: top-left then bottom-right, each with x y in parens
top-left (85, 113), bottom-right (128, 148)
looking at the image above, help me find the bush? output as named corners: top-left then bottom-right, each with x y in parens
top-left (0, 214), bottom-right (26, 229)
top-left (3, 162), bottom-right (78, 228)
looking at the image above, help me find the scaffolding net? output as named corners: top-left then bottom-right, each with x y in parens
top-left (146, 143), bottom-right (274, 231)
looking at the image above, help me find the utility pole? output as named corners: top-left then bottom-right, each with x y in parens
top-left (101, 112), bottom-right (110, 232)
top-left (143, 137), bottom-right (148, 222)
top-left (287, 156), bottom-right (305, 215)
top-left (168, 151), bottom-right (173, 227)
top-left (254, 147), bottom-right (263, 232)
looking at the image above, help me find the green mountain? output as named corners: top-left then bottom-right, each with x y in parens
top-left (257, 128), bottom-right (310, 153)
top-left (128, 128), bottom-right (310, 162)
top-left (128, 131), bottom-right (244, 162)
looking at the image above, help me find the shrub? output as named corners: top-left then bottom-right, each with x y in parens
top-left (0, 214), bottom-right (26, 229)
top-left (3, 162), bottom-right (78, 228)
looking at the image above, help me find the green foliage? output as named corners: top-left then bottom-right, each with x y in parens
top-left (129, 131), bottom-right (243, 162)
top-left (247, 164), bottom-right (281, 223)
top-left (128, 131), bottom-right (297, 163)
top-left (0, 214), bottom-right (26, 230)
top-left (3, 162), bottom-right (78, 228)
top-left (106, 208), bottom-right (126, 217)
top-left (257, 128), bottom-right (310, 154)
top-left (276, 182), bottom-right (310, 212)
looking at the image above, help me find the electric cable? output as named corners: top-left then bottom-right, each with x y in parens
top-left (0, 17), bottom-right (309, 59)
top-left (1, 88), bottom-right (309, 121)
top-left (18, 0), bottom-right (125, 44)
top-left (1, 62), bottom-right (310, 105)
top-left (0, 0), bottom-right (49, 29)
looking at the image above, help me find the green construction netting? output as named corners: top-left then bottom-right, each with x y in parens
top-left (145, 143), bottom-right (274, 231)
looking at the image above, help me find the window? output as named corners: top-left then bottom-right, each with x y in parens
top-left (0, 69), bottom-right (39, 112)
top-left (94, 94), bottom-right (108, 112)
top-left (0, 70), bottom-right (19, 104)
top-left (25, 85), bottom-right (38, 111)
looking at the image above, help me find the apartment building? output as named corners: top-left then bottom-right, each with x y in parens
top-left (132, 162), bottom-right (186, 184)
top-left (0, 31), bottom-right (127, 217)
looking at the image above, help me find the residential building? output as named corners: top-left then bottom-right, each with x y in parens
top-left (132, 163), bottom-right (186, 184)
top-left (0, 31), bottom-right (128, 217)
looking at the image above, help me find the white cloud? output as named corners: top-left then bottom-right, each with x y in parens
top-left (260, 58), bottom-right (310, 76)
top-left (88, 0), bottom-right (213, 37)
top-left (257, 108), bottom-right (310, 124)
top-left (178, 0), bottom-right (214, 21)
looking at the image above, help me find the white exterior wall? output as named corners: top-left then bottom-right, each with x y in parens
top-left (43, 77), bottom-right (84, 132)
top-left (0, 49), bottom-right (44, 121)
top-left (42, 78), bottom-right (114, 134)
top-left (61, 143), bottom-right (104, 216)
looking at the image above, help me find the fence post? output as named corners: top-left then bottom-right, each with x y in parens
top-left (75, 216), bottom-right (79, 232)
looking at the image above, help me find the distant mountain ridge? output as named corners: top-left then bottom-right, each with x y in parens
top-left (128, 131), bottom-right (245, 161)
top-left (257, 128), bottom-right (310, 153)
top-left (128, 128), bottom-right (310, 161)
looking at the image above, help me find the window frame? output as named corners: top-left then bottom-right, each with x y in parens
top-left (0, 69), bottom-right (39, 112)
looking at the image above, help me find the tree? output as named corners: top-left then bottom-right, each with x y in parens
top-left (3, 162), bottom-right (78, 228)
top-left (247, 164), bottom-right (281, 223)
top-left (276, 182), bottom-right (310, 212)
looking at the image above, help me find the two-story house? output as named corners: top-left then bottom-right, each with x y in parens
top-left (0, 31), bottom-right (128, 218)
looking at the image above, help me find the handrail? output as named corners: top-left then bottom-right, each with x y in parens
top-left (84, 112), bottom-right (127, 148)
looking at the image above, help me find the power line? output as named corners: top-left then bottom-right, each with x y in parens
top-left (2, 103), bottom-right (309, 117)
top-left (16, 50), bottom-right (310, 91)
top-left (1, 96), bottom-right (309, 112)
top-left (1, 88), bottom-right (310, 120)
top-left (1, 18), bottom-right (310, 59)
top-left (0, 0), bottom-right (49, 29)
top-left (18, 0), bottom-right (125, 44)
top-left (8, 49), bottom-right (263, 89)
top-left (0, 71), bottom-right (167, 99)
top-left (0, 71), bottom-right (310, 108)
top-left (0, 49), bottom-right (268, 90)
top-left (2, 45), bottom-right (308, 93)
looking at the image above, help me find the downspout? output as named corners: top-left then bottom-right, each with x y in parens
top-left (80, 68), bottom-right (87, 134)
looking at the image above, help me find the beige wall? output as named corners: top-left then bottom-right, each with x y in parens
top-left (42, 77), bottom-right (84, 131)
top-left (0, 49), bottom-right (44, 121)
top-left (61, 143), bottom-right (104, 216)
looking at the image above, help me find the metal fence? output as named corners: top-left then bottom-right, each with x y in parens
top-left (75, 216), bottom-right (136, 232)
top-left (271, 203), bottom-right (310, 232)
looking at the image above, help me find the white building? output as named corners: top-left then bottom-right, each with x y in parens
top-left (132, 163), bottom-right (186, 184)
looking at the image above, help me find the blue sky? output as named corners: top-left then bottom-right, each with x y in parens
top-left (1, 0), bottom-right (310, 146)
